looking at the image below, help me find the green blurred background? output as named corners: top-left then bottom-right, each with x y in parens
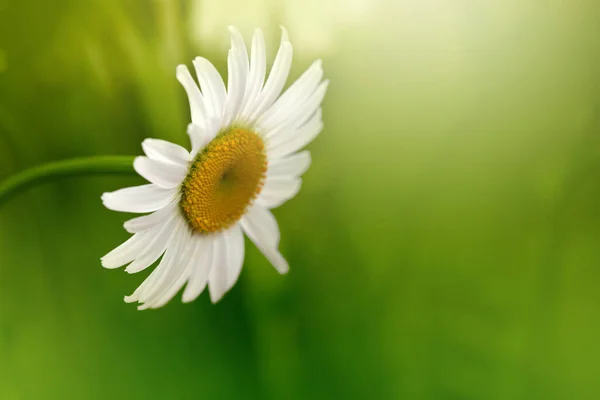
top-left (1, 0), bottom-right (600, 398)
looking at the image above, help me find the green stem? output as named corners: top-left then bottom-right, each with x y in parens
top-left (0, 155), bottom-right (136, 207)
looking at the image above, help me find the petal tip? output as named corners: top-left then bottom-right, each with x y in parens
top-left (175, 64), bottom-right (191, 81)
top-left (123, 222), bottom-right (134, 234)
top-left (181, 295), bottom-right (193, 304)
top-left (187, 122), bottom-right (199, 133)
top-left (140, 138), bottom-right (157, 148)
top-left (277, 262), bottom-right (290, 274)
top-left (279, 26), bottom-right (290, 43)
top-left (253, 27), bottom-right (264, 37)
top-left (274, 253), bottom-right (290, 274)
top-left (192, 56), bottom-right (209, 68)
top-left (209, 287), bottom-right (225, 304)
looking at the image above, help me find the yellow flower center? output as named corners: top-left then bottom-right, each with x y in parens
top-left (179, 128), bottom-right (267, 233)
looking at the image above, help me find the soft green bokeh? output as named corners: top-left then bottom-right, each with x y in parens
top-left (1, 0), bottom-right (600, 398)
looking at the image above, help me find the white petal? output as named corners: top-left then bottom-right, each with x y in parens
top-left (133, 156), bottom-right (187, 189)
top-left (289, 79), bottom-right (328, 128)
top-left (280, 25), bottom-right (290, 42)
top-left (146, 256), bottom-right (192, 308)
top-left (207, 226), bottom-right (244, 303)
top-left (229, 26), bottom-right (249, 72)
top-left (244, 204), bottom-right (280, 246)
top-left (229, 27), bottom-right (249, 92)
top-left (124, 218), bottom-right (186, 305)
top-left (101, 230), bottom-right (153, 269)
top-left (176, 64), bottom-right (207, 126)
top-left (240, 204), bottom-right (288, 274)
top-left (102, 184), bottom-right (176, 213)
top-left (187, 123), bottom-right (205, 157)
top-left (123, 200), bottom-right (178, 233)
top-left (181, 235), bottom-right (215, 303)
top-left (261, 79), bottom-right (329, 140)
top-left (257, 177), bottom-right (302, 209)
top-left (142, 138), bottom-right (191, 166)
top-left (207, 225), bottom-right (244, 303)
top-left (225, 225), bottom-right (245, 288)
top-left (222, 27), bottom-right (250, 126)
top-left (258, 59), bottom-right (323, 134)
top-left (238, 28), bottom-right (266, 121)
top-left (247, 28), bottom-right (293, 123)
top-left (207, 234), bottom-right (227, 303)
top-left (203, 116), bottom-right (223, 145)
top-left (267, 109), bottom-right (323, 159)
top-left (192, 57), bottom-right (226, 121)
top-left (258, 246), bottom-right (288, 274)
top-left (267, 151), bottom-right (311, 179)
top-left (222, 48), bottom-right (246, 127)
top-left (125, 213), bottom-right (179, 274)
top-left (139, 225), bottom-right (193, 309)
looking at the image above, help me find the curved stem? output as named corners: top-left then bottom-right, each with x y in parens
top-left (0, 155), bottom-right (136, 207)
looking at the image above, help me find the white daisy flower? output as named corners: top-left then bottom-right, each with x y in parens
top-left (101, 26), bottom-right (328, 309)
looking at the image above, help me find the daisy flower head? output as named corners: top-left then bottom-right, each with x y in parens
top-left (101, 26), bottom-right (328, 310)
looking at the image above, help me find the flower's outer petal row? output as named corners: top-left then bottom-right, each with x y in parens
top-left (187, 123), bottom-right (205, 157)
top-left (134, 156), bottom-right (187, 189)
top-left (260, 80), bottom-right (328, 138)
top-left (240, 204), bottom-right (288, 274)
top-left (142, 139), bottom-right (191, 166)
top-left (208, 224), bottom-right (245, 303)
top-left (182, 235), bottom-right (215, 303)
top-left (256, 177), bottom-right (302, 209)
top-left (238, 29), bottom-right (266, 124)
top-left (145, 243), bottom-right (194, 309)
top-left (101, 230), bottom-right (153, 269)
top-left (257, 59), bottom-right (324, 135)
top-left (230, 26), bottom-right (250, 77)
top-left (101, 211), bottom-right (176, 272)
top-left (245, 28), bottom-right (293, 123)
top-left (138, 224), bottom-right (195, 310)
top-left (223, 27), bottom-right (249, 127)
top-left (102, 184), bottom-right (176, 213)
top-left (266, 151), bottom-right (311, 179)
top-left (124, 217), bottom-right (186, 305)
top-left (263, 79), bottom-right (327, 146)
top-left (222, 48), bottom-right (244, 127)
top-left (257, 62), bottom-right (328, 158)
top-left (123, 200), bottom-right (178, 234)
top-left (266, 108), bottom-right (324, 160)
top-left (176, 64), bottom-right (207, 127)
top-left (125, 213), bottom-right (179, 274)
top-left (263, 82), bottom-right (328, 150)
top-left (192, 56), bottom-right (227, 123)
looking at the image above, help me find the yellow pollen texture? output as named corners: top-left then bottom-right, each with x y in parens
top-left (180, 128), bottom-right (267, 233)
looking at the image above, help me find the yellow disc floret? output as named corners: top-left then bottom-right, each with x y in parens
top-left (180, 127), bottom-right (267, 233)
